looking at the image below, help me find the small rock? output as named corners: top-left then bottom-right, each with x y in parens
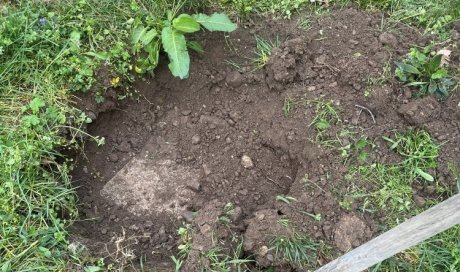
top-left (226, 71), bottom-right (243, 88)
top-left (241, 155), bottom-right (254, 169)
top-left (403, 89), bottom-right (412, 99)
top-left (453, 21), bottom-right (460, 32)
top-left (266, 254), bottom-right (274, 262)
top-left (315, 54), bottom-right (327, 64)
top-left (191, 134), bottom-right (201, 145)
top-left (181, 110), bottom-right (192, 116)
top-left (230, 206), bottom-right (243, 222)
top-left (108, 153), bottom-right (119, 163)
top-left (182, 210), bottom-right (195, 222)
top-left (226, 137), bottom-right (232, 144)
top-left (199, 224), bottom-right (212, 234)
top-left (172, 121), bottom-right (179, 127)
top-left (158, 225), bottom-right (166, 236)
top-left (101, 228), bottom-right (107, 234)
top-left (329, 82), bottom-right (338, 88)
top-left (349, 39), bottom-right (359, 45)
top-left (425, 185), bottom-right (436, 195)
top-left (258, 246), bottom-right (269, 257)
top-left (83, 166), bottom-right (88, 174)
top-left (414, 195), bottom-right (426, 208)
top-left (379, 32), bottom-right (398, 48)
top-left (186, 179), bottom-right (201, 191)
top-left (202, 164), bottom-right (211, 176)
top-left (307, 86), bottom-right (316, 91)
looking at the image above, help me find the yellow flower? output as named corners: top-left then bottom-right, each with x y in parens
top-left (111, 77), bottom-right (120, 86)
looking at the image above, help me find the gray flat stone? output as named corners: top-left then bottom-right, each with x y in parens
top-left (101, 137), bottom-right (200, 217)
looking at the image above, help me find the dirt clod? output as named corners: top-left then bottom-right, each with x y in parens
top-left (379, 32), bottom-right (398, 48)
top-left (334, 214), bottom-right (372, 252)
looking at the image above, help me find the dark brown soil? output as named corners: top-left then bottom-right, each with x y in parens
top-left (70, 7), bottom-right (460, 271)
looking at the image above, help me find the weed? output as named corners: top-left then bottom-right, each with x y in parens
top-left (177, 224), bottom-right (193, 258)
top-left (345, 129), bottom-right (440, 223)
top-left (250, 35), bottom-right (280, 70)
top-left (203, 240), bottom-right (253, 271)
top-left (297, 17), bottom-right (313, 31)
top-left (282, 96), bottom-right (300, 116)
top-left (276, 195), bottom-right (297, 204)
top-left (171, 256), bottom-right (184, 272)
top-left (299, 211), bottom-right (322, 221)
top-left (395, 47), bottom-right (457, 99)
top-left (270, 232), bottom-right (320, 268)
top-left (382, 129), bottom-right (439, 182)
top-left (448, 162), bottom-right (460, 193)
top-left (132, 5), bottom-right (237, 78)
top-left (309, 100), bottom-right (340, 133)
top-left (217, 202), bottom-right (236, 226)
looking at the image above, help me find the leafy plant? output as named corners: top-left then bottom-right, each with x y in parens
top-left (132, 8), bottom-right (236, 78)
top-left (395, 47), bottom-right (456, 99)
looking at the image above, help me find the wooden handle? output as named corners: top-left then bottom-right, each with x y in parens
top-left (316, 193), bottom-right (460, 272)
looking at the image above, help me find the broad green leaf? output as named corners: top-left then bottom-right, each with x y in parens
top-left (29, 97), bottom-right (45, 113)
top-left (193, 13), bottom-right (237, 32)
top-left (428, 81), bottom-right (438, 94)
top-left (140, 29), bottom-right (158, 45)
top-left (431, 69), bottom-right (447, 80)
top-left (161, 26), bottom-right (189, 79)
top-left (395, 62), bottom-right (420, 75)
top-left (85, 51), bottom-right (109, 60)
top-left (131, 26), bottom-right (146, 44)
top-left (69, 31), bottom-right (81, 51)
top-left (172, 14), bottom-right (200, 33)
top-left (427, 54), bottom-right (442, 72)
top-left (415, 168), bottom-right (434, 182)
top-left (405, 81), bottom-right (427, 86)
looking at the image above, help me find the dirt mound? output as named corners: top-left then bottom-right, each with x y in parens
top-left (71, 7), bottom-right (460, 270)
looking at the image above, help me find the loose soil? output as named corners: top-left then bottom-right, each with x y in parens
top-left (70, 7), bottom-right (460, 271)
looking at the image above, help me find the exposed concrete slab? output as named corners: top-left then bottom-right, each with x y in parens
top-left (101, 136), bottom-right (200, 217)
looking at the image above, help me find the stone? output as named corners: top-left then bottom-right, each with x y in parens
top-left (108, 153), bottom-right (119, 163)
top-left (202, 164), bottom-right (211, 176)
top-left (181, 110), bottom-right (192, 116)
top-left (241, 155), bottom-right (254, 169)
top-left (379, 32), bottom-right (398, 48)
top-left (226, 71), bottom-right (243, 88)
top-left (186, 179), bottom-right (201, 191)
top-left (182, 210), bottom-right (195, 222)
top-left (191, 134), bottom-right (201, 145)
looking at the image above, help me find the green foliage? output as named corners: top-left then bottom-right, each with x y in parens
top-left (270, 232), bottom-right (320, 268)
top-left (251, 35), bottom-right (281, 69)
top-left (202, 241), bottom-right (253, 271)
top-left (395, 47), bottom-right (456, 99)
top-left (133, 9), bottom-right (236, 79)
top-left (345, 129), bottom-right (439, 222)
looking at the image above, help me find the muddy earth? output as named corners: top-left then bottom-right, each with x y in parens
top-left (70, 7), bottom-right (460, 271)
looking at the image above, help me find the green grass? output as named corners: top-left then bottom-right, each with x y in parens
top-left (250, 35), bottom-right (281, 70)
top-left (345, 129), bottom-right (440, 223)
top-left (269, 232), bottom-right (325, 269)
top-left (203, 239), bottom-right (253, 272)
top-left (340, 129), bottom-right (460, 271)
top-left (0, 0), bottom-right (202, 270)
